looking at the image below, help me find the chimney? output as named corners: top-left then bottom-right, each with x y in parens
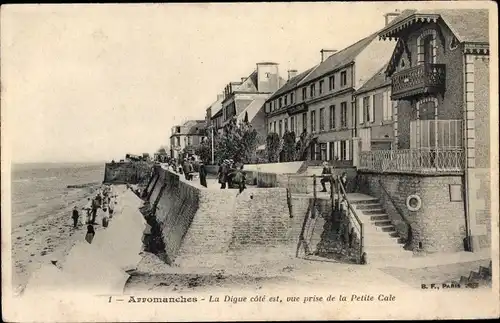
top-left (287, 69), bottom-right (298, 81)
top-left (384, 10), bottom-right (401, 26)
top-left (320, 49), bottom-right (337, 63)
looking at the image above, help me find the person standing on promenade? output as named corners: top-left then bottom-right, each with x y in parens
top-left (320, 161), bottom-right (333, 193)
top-left (71, 206), bottom-right (79, 228)
top-left (85, 224), bottom-right (95, 244)
top-left (233, 164), bottom-right (246, 194)
top-left (218, 160), bottom-right (228, 189)
top-left (199, 161), bottom-right (207, 187)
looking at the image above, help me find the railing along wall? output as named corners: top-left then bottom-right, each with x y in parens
top-left (359, 148), bottom-right (464, 174)
top-left (337, 175), bottom-right (365, 264)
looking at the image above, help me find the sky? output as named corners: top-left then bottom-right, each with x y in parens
top-left (1, 2), bottom-right (487, 163)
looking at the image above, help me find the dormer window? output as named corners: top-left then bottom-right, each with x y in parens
top-left (450, 37), bottom-right (459, 50)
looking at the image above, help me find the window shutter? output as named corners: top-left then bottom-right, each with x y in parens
top-left (358, 97), bottom-right (364, 124)
top-left (345, 140), bottom-right (350, 160)
top-left (370, 95), bottom-right (375, 123)
top-left (335, 141), bottom-right (340, 159)
top-left (383, 91), bottom-right (388, 120)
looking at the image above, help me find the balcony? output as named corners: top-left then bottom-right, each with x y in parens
top-left (359, 148), bottom-right (464, 174)
top-left (391, 64), bottom-right (446, 100)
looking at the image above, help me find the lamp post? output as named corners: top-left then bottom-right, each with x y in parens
top-left (211, 125), bottom-right (215, 165)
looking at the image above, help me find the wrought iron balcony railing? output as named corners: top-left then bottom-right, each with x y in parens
top-left (391, 63), bottom-right (446, 100)
top-left (359, 148), bottom-right (464, 174)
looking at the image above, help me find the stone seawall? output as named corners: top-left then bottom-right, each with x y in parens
top-left (357, 172), bottom-right (467, 253)
top-left (145, 166), bottom-right (307, 265)
top-left (104, 162), bottom-right (152, 184)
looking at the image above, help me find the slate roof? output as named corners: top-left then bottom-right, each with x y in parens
top-left (267, 67), bottom-right (315, 101)
top-left (297, 33), bottom-right (378, 86)
top-left (184, 120), bottom-right (206, 135)
top-left (355, 63), bottom-right (391, 95)
top-left (379, 9), bottom-right (489, 44)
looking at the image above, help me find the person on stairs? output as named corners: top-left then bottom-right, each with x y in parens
top-left (320, 161), bottom-right (333, 193)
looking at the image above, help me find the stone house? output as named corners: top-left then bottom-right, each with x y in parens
top-left (169, 120), bottom-right (207, 160)
top-left (358, 9), bottom-right (490, 253)
top-left (216, 62), bottom-right (286, 142)
top-left (264, 13), bottom-right (399, 163)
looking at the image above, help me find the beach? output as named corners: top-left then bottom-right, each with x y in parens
top-left (10, 163), bottom-right (105, 292)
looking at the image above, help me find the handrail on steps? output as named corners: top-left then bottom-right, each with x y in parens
top-left (337, 175), bottom-right (365, 263)
top-left (377, 179), bottom-right (413, 249)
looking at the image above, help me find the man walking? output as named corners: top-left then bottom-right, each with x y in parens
top-left (199, 161), bottom-right (207, 187)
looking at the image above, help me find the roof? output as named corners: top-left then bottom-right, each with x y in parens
top-left (267, 67), bottom-right (315, 101)
top-left (355, 63), bottom-right (391, 95)
top-left (298, 33), bottom-right (378, 85)
top-left (207, 96), bottom-right (224, 116)
top-left (379, 9), bottom-right (489, 44)
top-left (236, 97), bottom-right (267, 124)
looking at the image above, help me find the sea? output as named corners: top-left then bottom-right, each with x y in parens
top-left (10, 163), bottom-right (105, 230)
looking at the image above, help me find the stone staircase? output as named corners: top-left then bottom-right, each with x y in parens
top-left (445, 260), bottom-right (492, 288)
top-left (350, 197), bottom-right (414, 262)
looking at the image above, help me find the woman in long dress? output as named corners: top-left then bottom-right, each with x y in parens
top-left (101, 207), bottom-right (109, 228)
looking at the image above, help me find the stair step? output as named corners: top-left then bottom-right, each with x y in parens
top-left (371, 219), bottom-right (393, 227)
top-left (364, 225), bottom-right (396, 233)
top-left (351, 199), bottom-right (379, 205)
top-left (365, 251), bottom-right (414, 261)
top-left (368, 214), bottom-right (390, 221)
top-left (355, 204), bottom-right (381, 210)
top-left (362, 209), bottom-right (386, 215)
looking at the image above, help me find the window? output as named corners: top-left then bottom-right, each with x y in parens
top-left (290, 92), bottom-right (295, 104)
top-left (382, 91), bottom-right (392, 121)
top-left (363, 96), bottom-right (371, 123)
top-left (311, 110), bottom-right (316, 132)
top-left (176, 126), bottom-right (181, 133)
top-left (319, 108), bottom-right (325, 131)
top-left (284, 95), bottom-right (288, 106)
top-left (176, 137), bottom-right (180, 146)
top-left (329, 105), bottom-right (336, 129)
top-left (340, 141), bottom-right (348, 160)
top-left (302, 112), bottom-right (307, 133)
top-left (269, 122), bottom-right (272, 132)
top-left (291, 116), bottom-right (295, 133)
top-left (284, 118), bottom-right (288, 132)
top-left (279, 120), bottom-right (283, 137)
top-left (341, 102), bottom-right (348, 128)
top-left (279, 98), bottom-right (283, 109)
top-left (319, 80), bottom-right (324, 95)
top-left (310, 84), bottom-right (315, 98)
top-left (340, 71), bottom-right (347, 86)
top-left (329, 75), bottom-right (335, 91)
top-left (273, 121), bottom-right (277, 133)
top-left (329, 142), bottom-right (335, 160)
top-left (302, 87), bottom-right (307, 100)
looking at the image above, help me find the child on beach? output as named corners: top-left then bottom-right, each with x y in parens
top-left (71, 206), bottom-right (79, 228)
top-left (85, 224), bottom-right (95, 244)
top-left (101, 207), bottom-right (109, 228)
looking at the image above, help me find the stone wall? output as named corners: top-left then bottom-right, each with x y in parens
top-left (357, 172), bottom-right (467, 253)
top-left (144, 166), bottom-right (305, 265)
top-left (103, 162), bottom-right (152, 184)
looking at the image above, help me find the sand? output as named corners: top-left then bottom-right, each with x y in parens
top-left (11, 184), bottom-right (120, 294)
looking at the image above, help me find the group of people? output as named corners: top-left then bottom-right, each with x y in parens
top-left (70, 184), bottom-right (118, 244)
top-left (217, 159), bottom-right (247, 194)
top-left (162, 156), bottom-right (208, 188)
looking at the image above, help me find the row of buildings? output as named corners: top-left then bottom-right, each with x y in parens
top-left (169, 8), bottom-right (491, 253)
top-left (170, 8), bottom-right (489, 173)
